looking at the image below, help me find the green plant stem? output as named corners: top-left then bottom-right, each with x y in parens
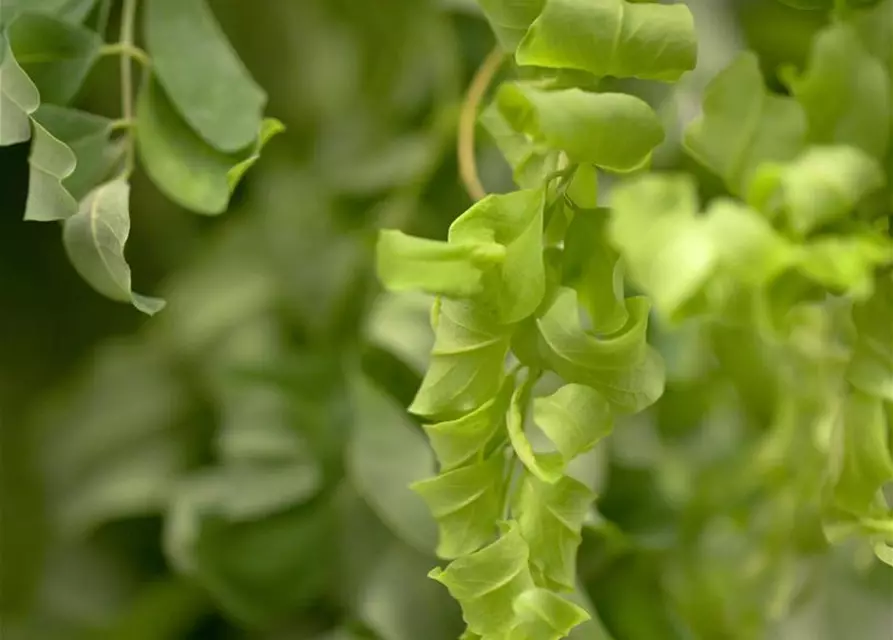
top-left (458, 46), bottom-right (506, 202)
top-left (119, 0), bottom-right (140, 178)
top-left (100, 42), bottom-right (151, 67)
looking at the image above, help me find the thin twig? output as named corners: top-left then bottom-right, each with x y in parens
top-left (100, 42), bottom-right (151, 68)
top-left (119, 0), bottom-right (139, 178)
top-left (458, 47), bottom-right (506, 202)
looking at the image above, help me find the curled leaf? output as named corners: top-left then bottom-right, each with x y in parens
top-left (412, 455), bottom-right (505, 559)
top-left (429, 523), bottom-right (535, 636)
top-left (516, 0), bottom-right (697, 82)
top-left (62, 180), bottom-right (166, 314)
top-left (497, 83), bottom-right (664, 173)
top-left (511, 588), bottom-right (590, 639)
top-left (478, 0), bottom-right (545, 52)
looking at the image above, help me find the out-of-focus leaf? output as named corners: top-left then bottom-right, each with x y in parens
top-left (348, 375), bottom-right (438, 555)
top-left (366, 292), bottom-right (435, 374)
top-left (1, 0), bottom-right (99, 24)
top-left (847, 273), bottom-right (893, 401)
top-left (7, 12), bottom-right (102, 104)
top-left (782, 22), bottom-right (890, 161)
top-left (164, 463), bottom-right (327, 626)
top-left (144, 0), bottom-right (267, 152)
top-left (0, 34), bottom-right (40, 145)
top-left (478, 0), bottom-right (544, 52)
top-left (684, 52), bottom-right (806, 196)
top-left (62, 180), bottom-right (166, 314)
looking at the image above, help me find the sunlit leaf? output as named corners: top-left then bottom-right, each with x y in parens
top-left (516, 0), bottom-right (697, 82)
top-left (478, 0), bottom-right (545, 52)
top-left (847, 273), bottom-right (893, 401)
top-left (510, 588), bottom-right (590, 640)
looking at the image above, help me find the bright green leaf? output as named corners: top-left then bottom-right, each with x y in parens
top-left (533, 384), bottom-right (613, 463)
top-left (796, 235), bottom-right (893, 299)
top-left (136, 79), bottom-right (281, 215)
top-left (412, 455), bottom-right (505, 559)
top-left (563, 207), bottom-right (628, 335)
top-left (536, 288), bottom-right (665, 412)
top-left (347, 375), bottom-right (438, 555)
top-left (512, 474), bottom-right (594, 591)
top-left (847, 273), bottom-right (893, 401)
top-left (516, 0), bottom-right (697, 82)
top-left (62, 179), bottom-right (166, 314)
top-left (449, 188), bottom-right (546, 324)
top-left (409, 299), bottom-right (512, 418)
top-left (497, 83), bottom-right (664, 173)
top-left (376, 230), bottom-right (506, 299)
top-left (424, 379), bottom-right (513, 471)
top-left (144, 0), bottom-right (267, 152)
top-left (429, 523), bottom-right (535, 636)
top-left (480, 98), bottom-right (559, 190)
top-left (508, 371), bottom-right (565, 484)
top-left (684, 52), bottom-right (806, 196)
top-left (829, 390), bottom-right (893, 514)
top-left (782, 23), bottom-right (890, 161)
top-left (478, 0), bottom-right (545, 52)
top-left (7, 12), bottom-right (102, 105)
top-left (749, 146), bottom-right (885, 236)
top-left (510, 588), bottom-right (591, 640)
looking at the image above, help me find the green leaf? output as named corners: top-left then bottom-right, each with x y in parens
top-left (62, 180), bottom-right (166, 314)
top-left (424, 379), bottom-right (513, 471)
top-left (7, 12), bottom-right (102, 105)
top-left (34, 105), bottom-right (124, 201)
top-left (480, 95), bottom-right (559, 190)
top-left (847, 273), bottom-right (893, 401)
top-left (508, 370), bottom-right (565, 484)
top-left (478, 0), bottom-right (545, 52)
top-left (782, 23), bottom-right (890, 161)
top-left (144, 0), bottom-right (267, 152)
top-left (515, 0), bottom-right (697, 82)
top-left (165, 465), bottom-right (330, 626)
top-left (0, 34), bottom-right (40, 145)
top-left (829, 390), bottom-right (893, 514)
top-left (796, 234), bottom-right (893, 299)
top-left (532, 384), bottom-right (613, 464)
top-left (510, 588), bottom-right (591, 640)
top-left (347, 375), bottom-right (438, 555)
top-left (24, 119), bottom-right (78, 221)
top-left (536, 288), bottom-right (664, 412)
top-left (684, 52), bottom-right (807, 196)
top-left (449, 188), bottom-right (546, 324)
top-left (1, 0), bottom-right (99, 24)
top-left (135, 79), bottom-right (281, 215)
top-left (563, 207), bottom-right (629, 335)
top-left (609, 174), bottom-right (714, 320)
top-left (512, 474), bottom-right (594, 590)
top-left (412, 454), bottom-right (505, 559)
top-left (429, 523), bottom-right (535, 636)
top-left (409, 299), bottom-right (512, 418)
top-left (749, 146), bottom-right (886, 236)
top-left (376, 230), bottom-right (506, 299)
top-left (496, 83), bottom-right (664, 173)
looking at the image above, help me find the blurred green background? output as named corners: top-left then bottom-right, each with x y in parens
top-left (0, 1), bottom-right (890, 639)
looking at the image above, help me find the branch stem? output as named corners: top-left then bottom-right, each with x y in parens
top-left (118, 0), bottom-right (140, 177)
top-left (458, 47), bottom-right (506, 202)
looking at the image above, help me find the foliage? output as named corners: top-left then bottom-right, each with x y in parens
top-left (1, 1), bottom-right (892, 640)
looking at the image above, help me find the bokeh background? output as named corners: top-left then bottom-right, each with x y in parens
top-left (1, 1), bottom-right (891, 638)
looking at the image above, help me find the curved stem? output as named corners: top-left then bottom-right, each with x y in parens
top-left (119, 0), bottom-right (140, 178)
top-left (100, 42), bottom-right (151, 68)
top-left (458, 47), bottom-right (506, 202)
